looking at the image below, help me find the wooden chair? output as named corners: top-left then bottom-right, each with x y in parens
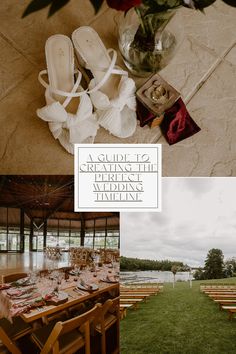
top-left (43, 310), bottom-right (69, 326)
top-left (59, 266), bottom-right (73, 273)
top-left (0, 317), bottom-right (32, 354)
top-left (2, 273), bottom-right (28, 283)
top-left (0, 328), bottom-right (21, 354)
top-left (69, 247), bottom-right (91, 268)
top-left (31, 304), bottom-right (101, 354)
top-left (39, 269), bottom-right (50, 278)
top-left (68, 303), bottom-right (86, 318)
top-left (0, 342), bottom-right (8, 354)
top-left (95, 297), bottom-right (120, 354)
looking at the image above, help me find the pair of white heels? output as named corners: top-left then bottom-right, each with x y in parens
top-left (37, 26), bottom-right (137, 154)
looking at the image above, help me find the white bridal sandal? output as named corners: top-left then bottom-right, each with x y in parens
top-left (72, 26), bottom-right (137, 138)
top-left (37, 34), bottom-right (98, 154)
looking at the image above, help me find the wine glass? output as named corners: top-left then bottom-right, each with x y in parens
top-left (73, 265), bottom-right (80, 281)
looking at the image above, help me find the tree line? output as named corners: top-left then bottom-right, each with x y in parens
top-left (120, 256), bottom-right (189, 272)
top-left (121, 249), bottom-right (236, 281)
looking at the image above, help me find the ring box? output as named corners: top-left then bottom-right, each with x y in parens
top-left (136, 73), bottom-right (201, 145)
top-left (136, 73), bottom-right (180, 127)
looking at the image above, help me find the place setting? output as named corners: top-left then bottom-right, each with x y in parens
top-left (6, 286), bottom-right (38, 300)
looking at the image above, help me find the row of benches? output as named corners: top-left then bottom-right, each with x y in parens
top-left (201, 285), bottom-right (236, 320)
top-left (119, 284), bottom-right (161, 319)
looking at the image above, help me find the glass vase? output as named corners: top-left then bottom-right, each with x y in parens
top-left (118, 6), bottom-right (181, 77)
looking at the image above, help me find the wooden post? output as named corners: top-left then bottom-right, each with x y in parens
top-left (20, 208), bottom-right (24, 253)
top-left (43, 220), bottom-right (47, 249)
top-left (189, 269), bottom-right (192, 289)
top-left (29, 218), bottom-right (34, 252)
top-left (80, 213), bottom-right (85, 246)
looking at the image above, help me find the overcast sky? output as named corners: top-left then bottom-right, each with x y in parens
top-left (121, 178), bottom-right (236, 267)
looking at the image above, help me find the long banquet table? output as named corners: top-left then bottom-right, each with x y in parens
top-left (0, 268), bottom-right (119, 324)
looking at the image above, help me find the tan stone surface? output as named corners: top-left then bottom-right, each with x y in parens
top-left (0, 35), bottom-right (33, 100)
top-left (162, 56), bottom-right (236, 176)
top-left (0, 0), bottom-right (107, 66)
top-left (159, 37), bottom-right (218, 101)
top-left (183, 1), bottom-right (236, 56)
top-left (95, 123), bottom-right (162, 144)
top-left (0, 0), bottom-right (236, 175)
top-left (0, 72), bottom-right (73, 174)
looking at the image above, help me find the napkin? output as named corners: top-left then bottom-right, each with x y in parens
top-left (7, 286), bottom-right (36, 298)
top-left (0, 283), bottom-right (10, 290)
top-left (11, 277), bottom-right (32, 287)
top-left (11, 297), bottom-right (45, 317)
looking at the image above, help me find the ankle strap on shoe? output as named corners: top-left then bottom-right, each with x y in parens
top-left (87, 49), bottom-right (128, 94)
top-left (38, 69), bottom-right (87, 107)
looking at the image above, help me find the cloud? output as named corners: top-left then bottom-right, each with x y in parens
top-left (121, 178), bottom-right (236, 267)
top-left (182, 178), bottom-right (215, 197)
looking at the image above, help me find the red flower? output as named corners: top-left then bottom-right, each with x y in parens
top-left (106, 0), bottom-right (142, 11)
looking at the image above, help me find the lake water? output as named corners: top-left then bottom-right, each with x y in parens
top-left (121, 270), bottom-right (193, 284)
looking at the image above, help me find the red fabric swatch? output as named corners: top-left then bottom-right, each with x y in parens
top-left (160, 98), bottom-right (201, 145)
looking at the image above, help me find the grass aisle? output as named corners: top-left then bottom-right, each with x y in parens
top-left (120, 279), bottom-right (236, 354)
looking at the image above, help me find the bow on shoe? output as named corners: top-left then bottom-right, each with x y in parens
top-left (37, 93), bottom-right (98, 153)
top-left (90, 76), bottom-right (137, 138)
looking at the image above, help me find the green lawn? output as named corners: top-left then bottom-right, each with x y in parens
top-left (120, 278), bottom-right (236, 354)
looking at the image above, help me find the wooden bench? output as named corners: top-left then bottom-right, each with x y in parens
top-left (119, 303), bottom-right (136, 319)
top-left (119, 306), bottom-right (127, 319)
top-left (206, 291), bottom-right (236, 295)
top-left (221, 306), bottom-right (236, 320)
top-left (120, 298), bottom-right (148, 307)
top-left (119, 284), bottom-right (161, 319)
top-left (120, 298), bottom-right (144, 307)
top-left (121, 287), bottom-right (160, 297)
top-left (214, 299), bottom-right (236, 310)
top-left (203, 288), bottom-right (236, 291)
top-left (201, 285), bottom-right (236, 291)
top-left (120, 294), bottom-right (149, 301)
top-left (121, 289), bottom-right (159, 295)
top-left (208, 294), bottom-right (236, 299)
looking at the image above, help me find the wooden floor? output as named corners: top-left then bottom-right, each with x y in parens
top-left (0, 252), bottom-right (69, 280)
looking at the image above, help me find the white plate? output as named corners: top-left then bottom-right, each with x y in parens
top-left (44, 291), bottom-right (68, 304)
top-left (101, 278), bottom-right (118, 284)
top-left (77, 283), bottom-right (98, 292)
top-left (54, 291), bottom-right (68, 300)
top-left (69, 270), bottom-right (81, 276)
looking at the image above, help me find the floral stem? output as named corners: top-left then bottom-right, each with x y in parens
top-left (135, 6), bottom-right (146, 35)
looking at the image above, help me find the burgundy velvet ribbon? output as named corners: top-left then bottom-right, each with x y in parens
top-left (136, 97), bottom-right (201, 145)
top-left (136, 100), bottom-right (156, 127)
top-left (160, 98), bottom-right (201, 145)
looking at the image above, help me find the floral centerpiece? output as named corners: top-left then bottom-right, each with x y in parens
top-left (23, 0), bottom-right (236, 75)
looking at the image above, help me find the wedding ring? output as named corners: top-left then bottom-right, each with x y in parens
top-left (151, 85), bottom-right (168, 104)
top-left (143, 83), bottom-right (169, 105)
